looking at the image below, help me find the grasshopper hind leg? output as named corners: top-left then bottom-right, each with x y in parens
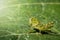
top-left (29, 28), bottom-right (57, 35)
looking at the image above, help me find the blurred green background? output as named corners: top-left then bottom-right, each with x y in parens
top-left (0, 0), bottom-right (60, 40)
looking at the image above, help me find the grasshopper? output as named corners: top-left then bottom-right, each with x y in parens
top-left (29, 17), bottom-right (54, 34)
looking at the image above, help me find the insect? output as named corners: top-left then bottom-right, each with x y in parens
top-left (29, 17), bottom-right (54, 34)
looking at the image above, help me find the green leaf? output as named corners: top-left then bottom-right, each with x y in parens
top-left (0, 0), bottom-right (60, 40)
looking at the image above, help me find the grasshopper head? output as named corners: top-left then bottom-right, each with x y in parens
top-left (29, 17), bottom-right (39, 27)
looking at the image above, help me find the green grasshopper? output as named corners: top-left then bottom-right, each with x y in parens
top-left (29, 17), bottom-right (54, 34)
